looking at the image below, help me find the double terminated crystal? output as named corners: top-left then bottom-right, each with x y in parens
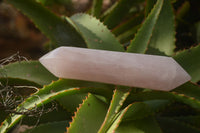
top-left (39, 47), bottom-right (191, 91)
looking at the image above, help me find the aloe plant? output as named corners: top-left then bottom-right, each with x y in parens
top-left (0, 0), bottom-right (200, 132)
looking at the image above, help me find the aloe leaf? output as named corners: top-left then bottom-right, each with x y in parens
top-left (112, 13), bottom-right (144, 36)
top-left (0, 78), bottom-right (41, 88)
top-left (0, 61), bottom-right (57, 86)
top-left (117, 102), bottom-right (153, 121)
top-left (172, 115), bottom-right (200, 128)
top-left (173, 82), bottom-right (200, 101)
top-left (145, 0), bottom-right (157, 17)
top-left (24, 121), bottom-right (69, 133)
top-left (165, 91), bottom-right (200, 109)
top-left (98, 86), bottom-right (130, 133)
top-left (115, 116), bottom-right (162, 133)
top-left (0, 79), bottom-right (114, 133)
top-left (6, 0), bottom-right (86, 48)
top-left (126, 84), bottom-right (200, 110)
top-left (157, 117), bottom-right (200, 133)
top-left (117, 25), bottom-right (141, 44)
top-left (127, 0), bottom-right (163, 53)
top-left (103, 0), bottom-right (144, 29)
top-left (109, 102), bottom-right (162, 133)
top-left (22, 102), bottom-right (71, 126)
top-left (91, 0), bottom-right (103, 18)
top-left (196, 22), bottom-right (200, 44)
top-left (106, 104), bottom-right (130, 132)
top-left (57, 93), bottom-right (88, 113)
top-left (148, 0), bottom-right (176, 55)
top-left (58, 94), bottom-right (109, 120)
top-left (176, 1), bottom-right (190, 23)
top-left (173, 45), bottom-right (200, 82)
top-left (166, 91), bottom-right (200, 109)
top-left (145, 46), bottom-right (167, 56)
top-left (69, 13), bottom-right (124, 51)
top-left (67, 93), bottom-right (108, 133)
top-left (144, 100), bottom-right (171, 112)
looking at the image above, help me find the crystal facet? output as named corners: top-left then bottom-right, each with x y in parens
top-left (39, 47), bottom-right (191, 91)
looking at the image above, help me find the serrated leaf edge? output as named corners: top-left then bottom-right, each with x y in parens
top-left (127, 0), bottom-right (163, 53)
top-left (70, 13), bottom-right (124, 51)
top-left (66, 93), bottom-right (89, 132)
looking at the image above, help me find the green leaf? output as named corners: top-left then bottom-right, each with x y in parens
top-left (6, 0), bottom-right (86, 48)
top-left (69, 13), bottom-right (124, 51)
top-left (22, 102), bottom-right (71, 126)
top-left (145, 46), bottom-right (167, 56)
top-left (148, 0), bottom-right (176, 55)
top-left (144, 100), bottom-right (171, 113)
top-left (176, 1), bottom-right (190, 23)
top-left (103, 0), bottom-right (144, 29)
top-left (98, 86), bottom-right (130, 133)
top-left (173, 82), bottom-right (200, 101)
top-left (145, 0), bottom-right (157, 17)
top-left (0, 79), bottom-right (114, 133)
top-left (117, 102), bottom-right (154, 121)
top-left (57, 93), bottom-right (88, 113)
top-left (24, 121), bottom-right (69, 133)
top-left (67, 94), bottom-right (108, 133)
top-left (172, 115), bottom-right (200, 128)
top-left (157, 117), bottom-right (200, 133)
top-left (127, 0), bottom-right (163, 53)
top-left (115, 116), bottom-right (162, 133)
top-left (196, 22), bottom-right (200, 44)
top-left (126, 85), bottom-right (200, 110)
top-left (173, 45), bottom-right (200, 82)
top-left (0, 61), bottom-right (57, 86)
top-left (112, 13), bottom-right (144, 36)
top-left (161, 91), bottom-right (200, 109)
top-left (91, 0), bottom-right (103, 18)
top-left (0, 78), bottom-right (41, 88)
top-left (110, 102), bottom-right (162, 133)
top-left (117, 25), bottom-right (141, 44)
top-left (106, 104), bottom-right (131, 132)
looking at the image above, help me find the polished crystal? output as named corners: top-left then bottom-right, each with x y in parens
top-left (39, 47), bottom-right (191, 91)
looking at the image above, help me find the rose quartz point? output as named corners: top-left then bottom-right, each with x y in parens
top-left (39, 47), bottom-right (191, 91)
